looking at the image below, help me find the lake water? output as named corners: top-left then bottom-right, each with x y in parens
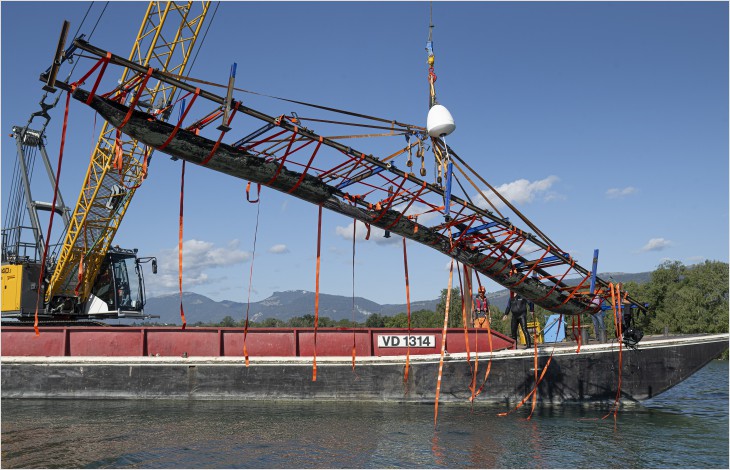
top-left (1, 360), bottom-right (727, 469)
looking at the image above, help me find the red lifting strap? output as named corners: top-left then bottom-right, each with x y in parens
top-left (85, 52), bottom-right (112, 104)
top-left (201, 101), bottom-right (240, 166)
top-left (288, 137), bottom-right (323, 193)
top-left (266, 127), bottom-right (301, 186)
top-left (159, 88), bottom-right (200, 151)
top-left (34, 91), bottom-right (71, 336)
top-left (119, 68), bottom-right (154, 131)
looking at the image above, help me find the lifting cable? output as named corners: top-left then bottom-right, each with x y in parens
top-left (158, 70), bottom-right (422, 133)
top-left (33, 90), bottom-right (71, 335)
top-left (243, 185), bottom-right (262, 367)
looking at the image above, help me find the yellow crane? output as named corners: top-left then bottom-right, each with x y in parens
top-left (3, 2), bottom-right (211, 320)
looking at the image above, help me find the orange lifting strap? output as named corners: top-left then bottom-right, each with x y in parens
top-left (351, 219), bottom-right (357, 372)
top-left (178, 161), bottom-right (187, 329)
top-left (603, 282), bottom-right (625, 421)
top-left (434, 255), bottom-right (454, 428)
top-left (312, 205), bottom-right (323, 381)
top-left (402, 238), bottom-right (412, 386)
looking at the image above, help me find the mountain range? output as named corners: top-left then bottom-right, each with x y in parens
top-left (143, 271), bottom-right (651, 325)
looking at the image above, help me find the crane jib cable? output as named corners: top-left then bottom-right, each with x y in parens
top-left (157, 70), bottom-right (424, 132)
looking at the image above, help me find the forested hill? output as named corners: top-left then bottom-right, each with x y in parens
top-left (144, 271), bottom-right (651, 326)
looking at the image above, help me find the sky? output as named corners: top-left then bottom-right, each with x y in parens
top-left (1, 1), bottom-right (728, 308)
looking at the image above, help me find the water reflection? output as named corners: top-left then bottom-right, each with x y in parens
top-left (1, 361), bottom-right (727, 469)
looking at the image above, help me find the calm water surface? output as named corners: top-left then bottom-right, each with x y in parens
top-left (1, 360), bottom-right (727, 469)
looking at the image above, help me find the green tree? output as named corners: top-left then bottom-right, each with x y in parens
top-left (436, 287), bottom-right (463, 328)
top-left (219, 316), bottom-right (236, 327)
top-left (384, 312), bottom-right (408, 328)
top-left (365, 313), bottom-right (386, 327)
top-left (641, 260), bottom-right (729, 334)
top-left (259, 317), bottom-right (286, 328)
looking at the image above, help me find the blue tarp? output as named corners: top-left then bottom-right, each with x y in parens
top-left (543, 314), bottom-right (565, 343)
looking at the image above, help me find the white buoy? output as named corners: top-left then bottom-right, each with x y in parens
top-left (427, 104), bottom-right (456, 137)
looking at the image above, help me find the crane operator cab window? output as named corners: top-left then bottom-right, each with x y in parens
top-left (91, 252), bottom-right (143, 312)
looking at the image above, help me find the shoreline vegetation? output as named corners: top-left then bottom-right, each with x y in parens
top-left (138, 261), bottom-right (728, 355)
top-left (141, 261), bottom-right (728, 333)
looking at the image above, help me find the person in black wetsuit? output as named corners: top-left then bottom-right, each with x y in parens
top-left (502, 293), bottom-right (534, 348)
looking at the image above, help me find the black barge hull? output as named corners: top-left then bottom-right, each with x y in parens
top-left (2, 334), bottom-right (727, 403)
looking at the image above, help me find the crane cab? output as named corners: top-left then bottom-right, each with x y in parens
top-left (1, 244), bottom-right (156, 323)
top-left (85, 246), bottom-right (157, 318)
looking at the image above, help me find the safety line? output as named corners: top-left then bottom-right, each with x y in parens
top-left (243, 189), bottom-right (262, 367)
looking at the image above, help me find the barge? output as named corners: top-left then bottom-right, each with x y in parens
top-left (2, 326), bottom-right (727, 403)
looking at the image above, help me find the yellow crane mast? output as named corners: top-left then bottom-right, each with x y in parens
top-left (46, 1), bottom-right (211, 309)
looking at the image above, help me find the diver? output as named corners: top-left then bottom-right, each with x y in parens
top-left (502, 292), bottom-right (534, 348)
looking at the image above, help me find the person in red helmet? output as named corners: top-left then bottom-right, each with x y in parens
top-left (473, 285), bottom-right (490, 328)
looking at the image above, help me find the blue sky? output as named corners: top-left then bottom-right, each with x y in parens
top-left (2, 1), bottom-right (728, 307)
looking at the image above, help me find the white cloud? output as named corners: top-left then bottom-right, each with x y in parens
top-left (334, 220), bottom-right (400, 245)
top-left (392, 202), bottom-right (440, 225)
top-left (268, 244), bottom-right (289, 254)
top-left (473, 176), bottom-right (560, 211)
top-left (606, 187), bottom-right (637, 199)
top-left (641, 238), bottom-right (672, 252)
top-left (147, 239), bottom-right (251, 293)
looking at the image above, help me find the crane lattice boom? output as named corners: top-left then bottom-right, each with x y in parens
top-left (47, 2), bottom-right (211, 306)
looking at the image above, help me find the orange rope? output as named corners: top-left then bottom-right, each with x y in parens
top-left (497, 316), bottom-right (563, 418)
top-left (456, 265), bottom-right (471, 363)
top-left (528, 309), bottom-right (539, 419)
top-left (312, 205), bottom-right (323, 381)
top-left (178, 161), bottom-right (187, 330)
top-left (434, 253), bottom-right (454, 428)
top-left (472, 271), bottom-right (495, 400)
top-left (403, 237), bottom-right (411, 386)
top-left (351, 219), bottom-right (357, 372)
top-left (603, 283), bottom-right (624, 421)
top-left (118, 68), bottom-right (153, 130)
top-left (158, 88), bottom-right (200, 151)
